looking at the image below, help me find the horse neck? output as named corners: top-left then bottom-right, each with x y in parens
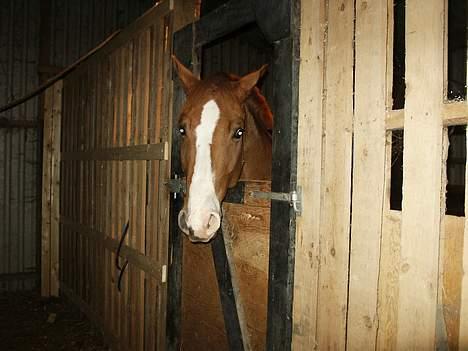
top-left (240, 96), bottom-right (272, 181)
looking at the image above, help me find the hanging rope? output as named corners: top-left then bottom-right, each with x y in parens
top-left (115, 221), bottom-right (130, 292)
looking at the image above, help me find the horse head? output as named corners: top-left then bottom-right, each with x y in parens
top-left (173, 56), bottom-right (271, 242)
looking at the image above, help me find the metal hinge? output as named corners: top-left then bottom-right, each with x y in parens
top-left (249, 186), bottom-right (302, 215)
top-left (165, 176), bottom-right (186, 198)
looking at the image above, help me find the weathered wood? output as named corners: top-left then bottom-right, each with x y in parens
top-left (460, 127), bottom-right (468, 348)
top-left (211, 232), bottom-right (245, 351)
top-left (61, 142), bottom-right (167, 161)
top-left (346, 0), bottom-right (387, 348)
top-left (397, 0), bottom-right (444, 348)
top-left (41, 80), bottom-right (63, 297)
top-left (291, 0), bottom-right (325, 348)
top-left (223, 201), bottom-right (271, 351)
top-left (315, 0), bottom-right (354, 349)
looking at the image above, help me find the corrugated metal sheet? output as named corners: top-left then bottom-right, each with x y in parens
top-left (0, 0), bottom-right (41, 291)
top-left (0, 0), bottom-right (156, 291)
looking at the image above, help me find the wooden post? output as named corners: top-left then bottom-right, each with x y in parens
top-left (292, 0), bottom-right (325, 349)
top-left (396, 0), bottom-right (444, 348)
top-left (41, 80), bottom-right (63, 297)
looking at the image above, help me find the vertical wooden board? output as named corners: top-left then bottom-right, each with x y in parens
top-left (397, 0), bottom-right (444, 348)
top-left (316, 0), bottom-right (354, 349)
top-left (377, 211), bottom-right (401, 351)
top-left (347, 0), bottom-right (387, 348)
top-left (222, 201), bottom-right (271, 351)
top-left (41, 86), bottom-right (53, 297)
top-left (181, 239), bottom-right (229, 351)
top-left (292, 0), bottom-right (325, 349)
top-left (50, 80), bottom-right (63, 297)
top-left (460, 127), bottom-right (468, 347)
top-left (441, 215), bottom-right (464, 350)
top-left (376, 132), bottom-right (401, 350)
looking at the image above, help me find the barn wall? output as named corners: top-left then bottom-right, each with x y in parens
top-left (0, 0), bottom-right (42, 291)
top-left (293, 0), bottom-right (468, 350)
top-left (0, 0), bottom-right (157, 292)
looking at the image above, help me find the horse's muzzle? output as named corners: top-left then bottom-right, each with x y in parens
top-left (178, 209), bottom-right (220, 242)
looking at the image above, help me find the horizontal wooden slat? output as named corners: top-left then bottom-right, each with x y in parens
top-left (443, 102), bottom-right (468, 126)
top-left (61, 142), bottom-right (168, 161)
top-left (387, 102), bottom-right (468, 131)
top-left (61, 218), bottom-right (162, 280)
top-left (386, 109), bottom-right (404, 130)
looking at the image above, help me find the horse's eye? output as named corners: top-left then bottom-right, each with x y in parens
top-left (233, 128), bottom-right (244, 139)
top-left (179, 127), bottom-right (186, 136)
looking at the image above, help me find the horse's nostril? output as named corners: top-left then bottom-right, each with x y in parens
top-left (178, 210), bottom-right (190, 234)
top-left (207, 212), bottom-right (221, 234)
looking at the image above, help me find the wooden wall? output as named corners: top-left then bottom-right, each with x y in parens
top-left (58, 2), bottom-right (174, 349)
top-left (293, 0), bottom-right (468, 350)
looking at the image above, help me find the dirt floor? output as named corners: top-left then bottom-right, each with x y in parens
top-left (0, 290), bottom-right (109, 351)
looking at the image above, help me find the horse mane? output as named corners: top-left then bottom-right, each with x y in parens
top-left (208, 73), bottom-right (273, 135)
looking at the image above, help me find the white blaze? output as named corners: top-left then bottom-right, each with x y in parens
top-left (187, 100), bottom-right (220, 231)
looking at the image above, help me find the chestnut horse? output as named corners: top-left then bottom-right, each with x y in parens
top-left (172, 56), bottom-right (273, 242)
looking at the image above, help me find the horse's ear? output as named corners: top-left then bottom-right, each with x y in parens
top-left (172, 55), bottom-right (199, 94)
top-left (237, 64), bottom-right (268, 100)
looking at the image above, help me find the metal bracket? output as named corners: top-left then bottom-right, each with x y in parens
top-left (165, 176), bottom-right (186, 198)
top-left (249, 186), bottom-right (302, 215)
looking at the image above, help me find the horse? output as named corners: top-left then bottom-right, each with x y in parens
top-left (172, 56), bottom-right (273, 243)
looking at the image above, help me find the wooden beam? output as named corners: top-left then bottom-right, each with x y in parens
top-left (291, 0), bottom-right (325, 349)
top-left (41, 80), bottom-right (62, 297)
top-left (460, 126), bottom-right (468, 347)
top-left (346, 0), bottom-right (387, 348)
top-left (61, 142), bottom-right (168, 161)
top-left (396, 0), bottom-right (445, 347)
top-left (60, 218), bottom-right (163, 280)
top-left (211, 232), bottom-right (245, 351)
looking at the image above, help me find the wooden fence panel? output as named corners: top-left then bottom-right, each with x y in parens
top-left (59, 2), bottom-right (173, 349)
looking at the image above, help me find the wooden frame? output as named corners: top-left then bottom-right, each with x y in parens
top-left (167, 1), bottom-right (299, 350)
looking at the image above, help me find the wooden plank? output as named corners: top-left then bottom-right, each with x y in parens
top-left (292, 0), bottom-right (326, 343)
top-left (376, 131), bottom-right (401, 350)
top-left (441, 215), bottom-right (464, 350)
top-left (50, 80), bottom-right (63, 296)
top-left (346, 0), bottom-right (387, 348)
top-left (41, 84), bottom-right (53, 297)
top-left (315, 0), bottom-right (354, 349)
top-left (61, 142), bottom-right (167, 161)
top-left (223, 202), bottom-right (271, 351)
top-left (460, 126), bottom-right (468, 348)
top-left (211, 233), bottom-right (245, 351)
top-left (396, 0), bottom-right (445, 348)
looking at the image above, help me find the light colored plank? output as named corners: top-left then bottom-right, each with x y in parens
top-left (441, 215), bottom-right (464, 350)
top-left (316, 0), bottom-right (355, 349)
top-left (396, 0), bottom-right (445, 348)
top-left (292, 1), bottom-right (326, 349)
top-left (460, 126), bottom-right (468, 347)
top-left (346, 0), bottom-right (387, 348)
